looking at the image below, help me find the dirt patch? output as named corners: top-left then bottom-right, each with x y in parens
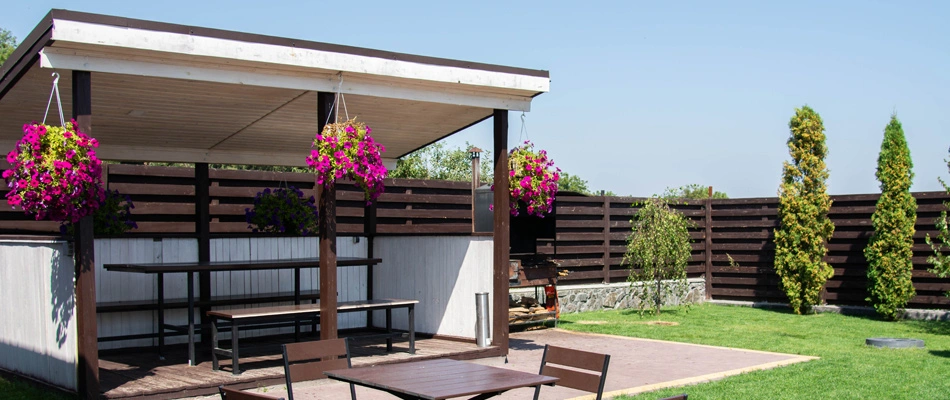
top-left (643, 321), bottom-right (680, 326)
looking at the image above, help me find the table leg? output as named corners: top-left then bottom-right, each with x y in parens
top-left (211, 317), bottom-right (219, 371)
top-left (409, 304), bottom-right (415, 354)
top-left (187, 271), bottom-right (195, 367)
top-left (294, 268), bottom-right (301, 340)
top-left (157, 273), bottom-right (165, 360)
top-left (231, 322), bottom-right (241, 375)
top-left (386, 308), bottom-right (392, 352)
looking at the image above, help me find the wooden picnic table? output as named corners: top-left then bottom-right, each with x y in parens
top-left (104, 256), bottom-right (381, 366)
top-left (324, 358), bottom-right (558, 400)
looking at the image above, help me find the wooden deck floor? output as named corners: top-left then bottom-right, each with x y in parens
top-left (99, 333), bottom-right (494, 399)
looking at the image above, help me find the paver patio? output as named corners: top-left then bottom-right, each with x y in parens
top-left (202, 328), bottom-right (816, 400)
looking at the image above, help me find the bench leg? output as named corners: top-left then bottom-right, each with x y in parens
top-left (231, 322), bottom-right (241, 375)
top-left (386, 308), bottom-right (392, 352)
top-left (211, 318), bottom-right (219, 371)
top-left (408, 304), bottom-right (415, 354)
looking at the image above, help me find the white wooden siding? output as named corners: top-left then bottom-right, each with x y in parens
top-left (373, 237), bottom-right (494, 339)
top-left (95, 237), bottom-right (366, 349)
top-left (0, 240), bottom-right (77, 391)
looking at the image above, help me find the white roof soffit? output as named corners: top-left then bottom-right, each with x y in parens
top-left (39, 19), bottom-right (550, 112)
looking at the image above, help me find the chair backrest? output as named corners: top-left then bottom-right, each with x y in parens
top-left (533, 344), bottom-right (610, 400)
top-left (218, 386), bottom-right (284, 400)
top-left (658, 395), bottom-right (688, 400)
top-left (282, 338), bottom-right (355, 400)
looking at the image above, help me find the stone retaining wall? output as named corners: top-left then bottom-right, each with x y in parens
top-left (509, 278), bottom-right (706, 314)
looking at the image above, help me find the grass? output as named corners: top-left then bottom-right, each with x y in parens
top-left (558, 304), bottom-right (950, 400)
top-left (0, 374), bottom-right (75, 400)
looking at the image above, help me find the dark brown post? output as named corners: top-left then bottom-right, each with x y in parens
top-left (603, 195), bottom-right (611, 284)
top-left (317, 91), bottom-right (338, 340)
top-left (195, 163), bottom-right (211, 349)
top-left (492, 109), bottom-right (510, 352)
top-left (704, 186), bottom-right (713, 300)
top-left (72, 70), bottom-right (99, 400)
top-left (364, 202), bottom-right (377, 327)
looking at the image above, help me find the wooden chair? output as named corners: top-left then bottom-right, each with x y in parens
top-left (282, 338), bottom-right (356, 400)
top-left (658, 395), bottom-right (688, 400)
top-left (218, 386), bottom-right (284, 400)
top-left (534, 344), bottom-right (610, 400)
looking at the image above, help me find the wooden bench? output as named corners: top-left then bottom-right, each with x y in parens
top-left (96, 290), bottom-right (321, 343)
top-left (208, 298), bottom-right (417, 374)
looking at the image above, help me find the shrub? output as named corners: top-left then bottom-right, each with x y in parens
top-left (61, 189), bottom-right (137, 236)
top-left (865, 115), bottom-right (916, 319)
top-left (245, 186), bottom-right (318, 235)
top-left (622, 197), bottom-right (694, 316)
top-left (774, 106), bottom-right (835, 314)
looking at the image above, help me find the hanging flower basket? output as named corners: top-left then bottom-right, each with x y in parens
top-left (507, 141), bottom-right (559, 217)
top-left (306, 118), bottom-right (387, 204)
top-left (3, 121), bottom-right (105, 223)
top-left (245, 186), bottom-right (319, 235)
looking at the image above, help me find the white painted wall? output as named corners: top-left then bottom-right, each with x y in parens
top-left (373, 236), bottom-right (494, 339)
top-left (95, 237), bottom-right (367, 349)
top-left (0, 240), bottom-right (77, 391)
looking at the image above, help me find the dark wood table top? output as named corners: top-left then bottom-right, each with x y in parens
top-left (103, 256), bottom-right (382, 273)
top-left (324, 358), bottom-right (558, 400)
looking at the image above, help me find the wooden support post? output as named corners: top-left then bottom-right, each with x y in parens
top-left (364, 202), bottom-right (377, 328)
top-left (72, 70), bottom-right (99, 400)
top-left (705, 186), bottom-right (713, 300)
top-left (492, 109), bottom-right (510, 352)
top-left (603, 196), bottom-right (611, 284)
top-left (317, 91), bottom-right (338, 340)
top-left (195, 163), bottom-right (211, 354)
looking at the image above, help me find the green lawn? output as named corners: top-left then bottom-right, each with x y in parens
top-left (0, 374), bottom-right (75, 400)
top-left (558, 304), bottom-right (950, 400)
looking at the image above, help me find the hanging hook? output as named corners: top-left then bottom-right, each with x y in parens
top-left (519, 112), bottom-right (529, 142)
top-left (44, 72), bottom-right (65, 126)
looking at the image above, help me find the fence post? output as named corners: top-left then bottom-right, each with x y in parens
top-left (704, 186), bottom-right (713, 300)
top-left (603, 195), bottom-right (611, 284)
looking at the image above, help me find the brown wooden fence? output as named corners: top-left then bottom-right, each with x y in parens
top-left (2, 164), bottom-right (949, 308)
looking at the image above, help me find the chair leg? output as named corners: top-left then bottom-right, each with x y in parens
top-left (349, 383), bottom-right (356, 400)
top-left (533, 385), bottom-right (541, 400)
top-left (211, 318), bottom-right (219, 371)
top-left (231, 322), bottom-right (241, 375)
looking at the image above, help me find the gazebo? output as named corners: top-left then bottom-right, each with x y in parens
top-left (0, 10), bottom-right (548, 398)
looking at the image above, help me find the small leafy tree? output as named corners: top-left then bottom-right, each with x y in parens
top-left (390, 141), bottom-right (493, 183)
top-left (865, 115), bottom-right (916, 319)
top-left (623, 197), bottom-right (695, 316)
top-left (662, 184), bottom-right (729, 200)
top-left (774, 106), bottom-right (835, 314)
top-left (927, 148), bottom-right (950, 285)
top-left (557, 172), bottom-right (590, 194)
top-left (0, 28), bottom-right (17, 66)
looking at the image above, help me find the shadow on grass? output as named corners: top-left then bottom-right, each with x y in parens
top-left (908, 320), bottom-right (950, 336)
top-left (929, 350), bottom-right (950, 358)
top-left (618, 307), bottom-right (689, 318)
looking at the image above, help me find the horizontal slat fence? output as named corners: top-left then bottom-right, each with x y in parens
top-left (0, 164), bottom-right (473, 236)
top-left (3, 163), bottom-right (950, 309)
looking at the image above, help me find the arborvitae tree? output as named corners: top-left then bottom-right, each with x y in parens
top-left (865, 115), bottom-right (916, 319)
top-left (774, 106), bottom-right (835, 314)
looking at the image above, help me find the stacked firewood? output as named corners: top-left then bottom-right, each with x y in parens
top-left (508, 296), bottom-right (551, 323)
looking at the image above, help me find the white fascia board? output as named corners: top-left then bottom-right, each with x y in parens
top-left (49, 20), bottom-right (549, 95)
top-left (39, 47), bottom-right (534, 111)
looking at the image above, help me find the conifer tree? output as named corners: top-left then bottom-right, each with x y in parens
top-left (774, 106), bottom-right (835, 314)
top-left (865, 115), bottom-right (916, 320)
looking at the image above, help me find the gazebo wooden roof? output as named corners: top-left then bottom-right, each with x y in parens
top-left (0, 9), bottom-right (548, 399)
top-left (0, 9), bottom-right (548, 165)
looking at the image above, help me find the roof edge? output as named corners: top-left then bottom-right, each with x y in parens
top-left (46, 9), bottom-right (551, 79)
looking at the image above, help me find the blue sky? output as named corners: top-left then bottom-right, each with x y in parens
top-left (4, 1), bottom-right (948, 197)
